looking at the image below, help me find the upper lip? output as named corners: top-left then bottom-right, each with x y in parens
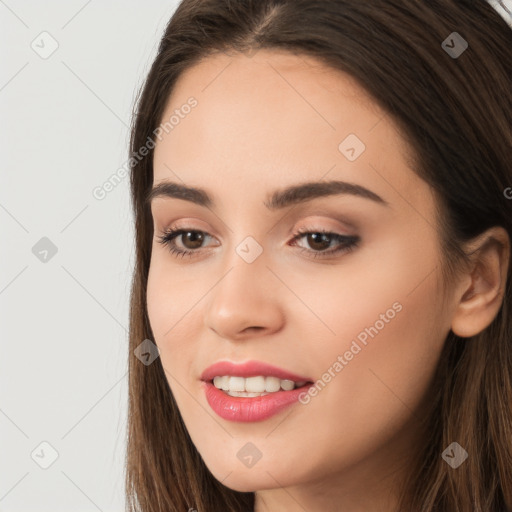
top-left (200, 360), bottom-right (313, 383)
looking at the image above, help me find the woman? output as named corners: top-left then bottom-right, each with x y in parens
top-left (125, 1), bottom-right (512, 510)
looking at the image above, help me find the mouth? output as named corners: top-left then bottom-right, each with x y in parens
top-left (209, 375), bottom-right (314, 397)
top-left (200, 360), bottom-right (314, 398)
top-left (201, 360), bottom-right (314, 422)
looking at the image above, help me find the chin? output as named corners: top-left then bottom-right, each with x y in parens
top-left (217, 459), bottom-right (314, 493)
top-left (216, 475), bottom-right (276, 493)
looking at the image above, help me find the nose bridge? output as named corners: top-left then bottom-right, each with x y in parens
top-left (204, 234), bottom-right (284, 337)
top-left (217, 234), bottom-right (271, 304)
top-left (234, 234), bottom-right (265, 266)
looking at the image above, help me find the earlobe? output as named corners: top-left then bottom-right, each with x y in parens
top-left (450, 227), bottom-right (510, 338)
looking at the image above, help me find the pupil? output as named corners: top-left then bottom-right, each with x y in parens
top-left (184, 231), bottom-right (204, 249)
top-left (308, 233), bottom-right (330, 251)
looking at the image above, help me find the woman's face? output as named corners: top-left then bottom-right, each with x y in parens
top-left (147, 50), bottom-right (454, 503)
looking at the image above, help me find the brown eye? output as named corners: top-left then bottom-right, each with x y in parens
top-left (290, 228), bottom-right (360, 259)
top-left (179, 231), bottom-right (205, 250)
top-left (304, 233), bottom-right (333, 251)
top-left (157, 228), bottom-right (214, 258)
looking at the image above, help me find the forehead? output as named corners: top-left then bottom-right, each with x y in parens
top-left (169, 49), bottom-right (376, 109)
top-left (152, 49), bottom-right (419, 210)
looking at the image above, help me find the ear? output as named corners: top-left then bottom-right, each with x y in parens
top-left (451, 227), bottom-right (510, 338)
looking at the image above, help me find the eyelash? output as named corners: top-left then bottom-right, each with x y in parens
top-left (156, 226), bottom-right (360, 260)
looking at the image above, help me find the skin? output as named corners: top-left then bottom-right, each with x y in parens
top-left (146, 49), bottom-right (509, 512)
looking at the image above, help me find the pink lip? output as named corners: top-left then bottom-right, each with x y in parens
top-left (200, 360), bottom-right (312, 382)
top-left (202, 382), bottom-right (313, 422)
top-left (200, 360), bottom-right (314, 422)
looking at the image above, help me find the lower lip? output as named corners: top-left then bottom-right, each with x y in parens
top-left (202, 381), bottom-right (312, 422)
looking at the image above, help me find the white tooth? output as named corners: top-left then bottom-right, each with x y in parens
top-left (220, 376), bottom-right (230, 390)
top-left (229, 376), bottom-right (245, 392)
top-left (280, 379), bottom-right (295, 391)
top-left (245, 376), bottom-right (266, 393)
top-left (265, 376), bottom-right (281, 392)
top-left (215, 375), bottom-right (303, 393)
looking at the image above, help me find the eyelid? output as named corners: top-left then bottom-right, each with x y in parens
top-left (286, 210), bottom-right (359, 231)
top-left (289, 216), bottom-right (356, 239)
top-left (158, 218), bottom-right (215, 236)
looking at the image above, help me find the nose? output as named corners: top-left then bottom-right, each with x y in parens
top-left (204, 252), bottom-right (285, 341)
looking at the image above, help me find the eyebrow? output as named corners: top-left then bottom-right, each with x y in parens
top-left (146, 179), bottom-right (389, 210)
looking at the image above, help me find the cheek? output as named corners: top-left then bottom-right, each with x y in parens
top-left (146, 257), bottom-right (197, 364)
top-left (286, 236), bottom-right (447, 458)
top-left (273, 227), bottom-right (442, 345)
top-left (299, 280), bottom-right (446, 475)
top-left (146, 249), bottom-right (201, 333)
top-left (310, 231), bottom-right (446, 388)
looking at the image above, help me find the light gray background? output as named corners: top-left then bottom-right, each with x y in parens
top-left (0, 1), bottom-right (180, 510)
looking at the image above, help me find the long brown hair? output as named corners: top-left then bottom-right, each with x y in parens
top-left (125, 1), bottom-right (512, 510)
